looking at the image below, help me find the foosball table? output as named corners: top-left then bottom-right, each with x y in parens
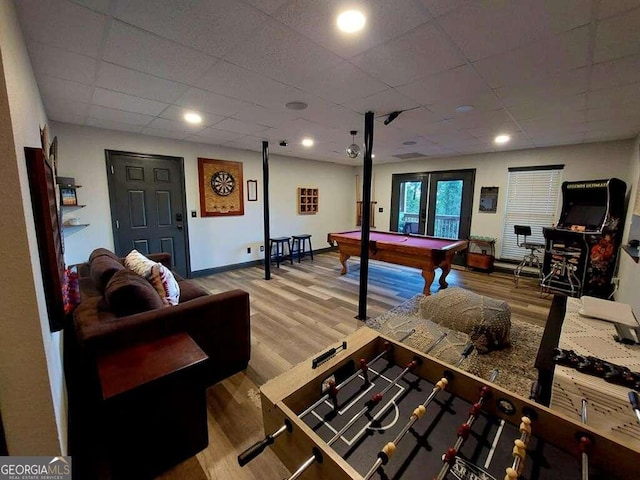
top-left (241, 327), bottom-right (639, 479)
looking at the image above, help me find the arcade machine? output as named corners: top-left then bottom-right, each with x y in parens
top-left (541, 178), bottom-right (626, 298)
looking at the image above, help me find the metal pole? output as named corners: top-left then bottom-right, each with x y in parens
top-left (358, 111), bottom-right (374, 320)
top-left (262, 141), bottom-right (271, 280)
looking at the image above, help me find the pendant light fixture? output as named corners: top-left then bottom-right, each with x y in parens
top-left (346, 130), bottom-right (361, 159)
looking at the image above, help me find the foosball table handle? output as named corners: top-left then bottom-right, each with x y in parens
top-left (238, 436), bottom-right (275, 466)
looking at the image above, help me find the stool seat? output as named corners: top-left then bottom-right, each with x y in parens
top-left (269, 237), bottom-right (292, 267)
top-left (291, 234), bottom-right (313, 263)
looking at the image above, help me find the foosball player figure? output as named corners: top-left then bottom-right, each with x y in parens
top-left (504, 416), bottom-right (532, 480)
top-left (360, 358), bottom-right (370, 386)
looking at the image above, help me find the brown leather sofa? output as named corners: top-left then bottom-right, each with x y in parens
top-left (71, 248), bottom-right (251, 386)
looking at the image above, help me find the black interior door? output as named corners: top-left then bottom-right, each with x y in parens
top-left (106, 151), bottom-right (189, 277)
top-left (426, 170), bottom-right (475, 240)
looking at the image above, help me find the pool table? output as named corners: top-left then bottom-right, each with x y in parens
top-left (327, 230), bottom-right (468, 296)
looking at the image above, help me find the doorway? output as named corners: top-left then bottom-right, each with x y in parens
top-left (106, 151), bottom-right (190, 277)
top-left (391, 169), bottom-right (475, 240)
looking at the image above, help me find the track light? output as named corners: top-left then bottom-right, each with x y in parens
top-left (346, 130), bottom-right (361, 158)
top-left (384, 111), bottom-right (402, 125)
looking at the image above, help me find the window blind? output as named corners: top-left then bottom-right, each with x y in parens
top-left (500, 167), bottom-right (564, 260)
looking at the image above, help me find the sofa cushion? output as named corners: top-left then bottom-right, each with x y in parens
top-left (90, 255), bottom-right (125, 292)
top-left (149, 263), bottom-right (180, 305)
top-left (124, 249), bottom-right (156, 278)
top-left (89, 248), bottom-right (120, 264)
top-left (104, 269), bottom-right (165, 317)
top-left (178, 280), bottom-right (209, 303)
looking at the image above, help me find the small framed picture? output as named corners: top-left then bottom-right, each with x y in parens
top-left (247, 180), bottom-right (258, 202)
top-left (60, 187), bottom-right (77, 206)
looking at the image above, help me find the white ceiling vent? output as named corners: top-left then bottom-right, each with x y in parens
top-left (392, 152), bottom-right (426, 160)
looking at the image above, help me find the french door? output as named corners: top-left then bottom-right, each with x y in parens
top-left (391, 169), bottom-right (475, 241)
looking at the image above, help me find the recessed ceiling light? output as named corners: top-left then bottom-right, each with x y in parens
top-left (455, 105), bottom-right (475, 113)
top-left (494, 134), bottom-right (511, 145)
top-left (184, 112), bottom-right (202, 124)
top-left (302, 138), bottom-right (314, 147)
top-left (285, 101), bottom-right (308, 110)
top-left (403, 140), bottom-right (417, 146)
top-left (371, 154), bottom-right (375, 158)
top-left (337, 10), bottom-right (366, 33)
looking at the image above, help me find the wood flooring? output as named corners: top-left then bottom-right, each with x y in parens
top-left (157, 250), bottom-right (552, 480)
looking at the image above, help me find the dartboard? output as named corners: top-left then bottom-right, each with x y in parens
top-left (211, 171), bottom-right (235, 196)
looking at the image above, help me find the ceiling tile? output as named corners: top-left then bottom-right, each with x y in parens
top-left (507, 94), bottom-right (587, 122)
top-left (590, 54), bottom-right (640, 89)
top-left (494, 70), bottom-right (588, 106)
top-left (88, 104), bottom-right (155, 126)
top-left (442, 108), bottom-right (513, 130)
top-left (103, 21), bottom-right (217, 84)
top-left (223, 19), bottom-right (343, 84)
top-left (294, 62), bottom-right (388, 104)
top-left (274, 0), bottom-right (433, 59)
top-left (28, 43), bottom-right (97, 84)
top-left (92, 88), bottom-right (169, 116)
top-left (244, 0), bottom-right (290, 15)
top-left (231, 105), bottom-right (299, 129)
top-left (421, 0), bottom-right (469, 17)
top-left (597, 1), bottom-right (640, 19)
top-left (15, 0), bottom-right (106, 57)
top-left (115, 0), bottom-right (269, 58)
top-left (159, 105), bottom-right (225, 127)
top-left (37, 75), bottom-right (93, 104)
top-left (72, 0), bottom-right (111, 14)
top-left (186, 128), bottom-right (246, 144)
top-left (426, 92), bottom-right (502, 116)
top-left (214, 118), bottom-right (272, 135)
top-left (437, 0), bottom-right (591, 61)
top-left (85, 117), bottom-right (144, 133)
top-left (44, 97), bottom-right (90, 122)
top-left (586, 104), bottom-right (640, 123)
top-left (397, 65), bottom-right (490, 107)
top-left (174, 87), bottom-right (252, 117)
top-left (96, 62), bottom-right (188, 103)
top-left (351, 22), bottom-right (465, 86)
top-left (519, 118), bottom-right (587, 135)
top-left (594, 7), bottom-right (640, 62)
top-left (473, 27), bottom-right (589, 89)
top-left (342, 89), bottom-right (419, 116)
top-left (139, 125), bottom-right (191, 140)
top-left (144, 117), bottom-right (206, 135)
top-left (588, 82), bottom-right (640, 109)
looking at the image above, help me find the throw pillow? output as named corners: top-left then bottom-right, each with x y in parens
top-left (124, 249), bottom-right (156, 278)
top-left (90, 255), bottom-right (124, 292)
top-left (149, 263), bottom-right (180, 306)
top-left (104, 269), bottom-right (164, 317)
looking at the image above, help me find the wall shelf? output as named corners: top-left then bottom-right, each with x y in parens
top-left (63, 223), bottom-right (90, 229)
top-left (61, 204), bottom-right (86, 209)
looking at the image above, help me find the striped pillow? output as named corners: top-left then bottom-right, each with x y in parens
top-left (124, 249), bottom-right (156, 278)
top-left (149, 263), bottom-right (180, 306)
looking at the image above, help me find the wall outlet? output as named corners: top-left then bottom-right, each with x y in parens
top-left (260, 245), bottom-right (264, 252)
top-left (378, 207), bottom-right (383, 213)
top-left (247, 247), bottom-right (251, 254)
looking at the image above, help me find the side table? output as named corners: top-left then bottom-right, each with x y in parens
top-left (97, 333), bottom-right (209, 479)
top-left (466, 236), bottom-right (495, 271)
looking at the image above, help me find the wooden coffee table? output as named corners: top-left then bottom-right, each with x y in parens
top-left (97, 332), bottom-right (208, 479)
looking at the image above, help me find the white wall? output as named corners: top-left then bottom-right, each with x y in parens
top-left (615, 135), bottom-right (640, 314)
top-left (52, 123), bottom-right (355, 270)
top-left (367, 140), bottom-right (635, 255)
top-left (0, 0), bottom-right (65, 454)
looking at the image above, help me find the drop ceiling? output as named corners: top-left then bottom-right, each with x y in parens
top-left (14, 0), bottom-right (640, 165)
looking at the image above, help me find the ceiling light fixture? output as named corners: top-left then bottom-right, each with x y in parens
top-left (184, 112), bottom-right (202, 124)
top-left (337, 10), bottom-right (366, 33)
top-left (455, 105), bottom-right (475, 113)
top-left (285, 101), bottom-right (308, 110)
top-left (494, 134), bottom-right (511, 145)
top-left (346, 130), bottom-right (361, 158)
top-left (302, 138), bottom-right (314, 147)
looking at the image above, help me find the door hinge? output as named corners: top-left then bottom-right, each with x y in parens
top-left (110, 164), bottom-right (114, 174)
top-left (115, 220), bottom-right (120, 229)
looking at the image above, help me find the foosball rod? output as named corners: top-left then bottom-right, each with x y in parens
top-left (286, 358), bottom-right (422, 480)
top-left (580, 399), bottom-right (590, 480)
top-left (629, 390), bottom-right (640, 425)
top-left (362, 344), bottom-right (473, 480)
top-left (434, 369), bottom-right (499, 480)
top-left (237, 341), bottom-right (394, 467)
top-left (362, 376), bottom-right (450, 480)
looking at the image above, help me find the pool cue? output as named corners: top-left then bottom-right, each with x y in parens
top-left (503, 415), bottom-right (533, 480)
top-left (579, 399), bottom-right (590, 480)
top-left (362, 375), bottom-right (449, 480)
top-left (434, 369), bottom-right (499, 480)
top-left (629, 390), bottom-right (640, 425)
top-left (238, 342), bottom-right (394, 466)
top-left (286, 358), bottom-right (422, 480)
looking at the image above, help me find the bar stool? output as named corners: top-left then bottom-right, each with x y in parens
top-left (291, 234), bottom-right (313, 263)
top-left (269, 237), bottom-right (292, 267)
top-left (513, 225), bottom-right (544, 287)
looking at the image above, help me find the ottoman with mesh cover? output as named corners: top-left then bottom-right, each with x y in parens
top-left (418, 287), bottom-right (511, 353)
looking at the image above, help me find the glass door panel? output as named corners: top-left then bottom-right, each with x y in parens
top-left (390, 174), bottom-right (428, 234)
top-left (433, 179), bottom-right (463, 239)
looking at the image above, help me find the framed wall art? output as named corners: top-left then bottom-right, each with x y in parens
top-left (479, 186), bottom-right (499, 213)
top-left (198, 158), bottom-right (244, 216)
top-left (247, 180), bottom-right (258, 201)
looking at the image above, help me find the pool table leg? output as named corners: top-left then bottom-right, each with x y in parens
top-left (439, 261), bottom-right (451, 288)
top-left (421, 268), bottom-right (435, 296)
top-left (339, 252), bottom-right (350, 275)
